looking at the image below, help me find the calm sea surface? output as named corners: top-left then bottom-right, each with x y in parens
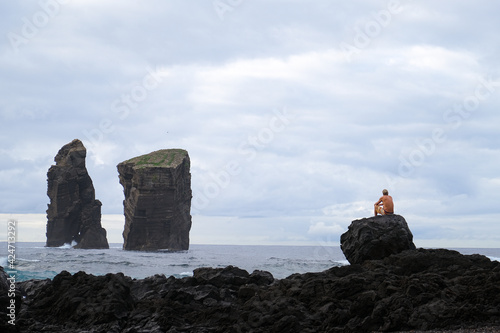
top-left (1, 242), bottom-right (499, 282)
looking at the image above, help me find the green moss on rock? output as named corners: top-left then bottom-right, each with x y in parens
top-left (123, 149), bottom-right (188, 169)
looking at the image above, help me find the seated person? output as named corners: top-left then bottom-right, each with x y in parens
top-left (374, 189), bottom-right (394, 216)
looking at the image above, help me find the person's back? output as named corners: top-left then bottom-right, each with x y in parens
top-left (381, 195), bottom-right (394, 213)
top-left (374, 189), bottom-right (394, 216)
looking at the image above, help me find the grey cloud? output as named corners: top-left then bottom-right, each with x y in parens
top-left (1, 0), bottom-right (500, 246)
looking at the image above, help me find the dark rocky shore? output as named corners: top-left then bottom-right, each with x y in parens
top-left (1, 247), bottom-right (500, 332)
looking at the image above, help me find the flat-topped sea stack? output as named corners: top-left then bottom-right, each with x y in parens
top-left (46, 139), bottom-right (109, 249)
top-left (117, 149), bottom-right (192, 251)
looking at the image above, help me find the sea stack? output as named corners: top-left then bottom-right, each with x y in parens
top-left (46, 139), bottom-right (109, 249)
top-left (117, 149), bottom-right (192, 251)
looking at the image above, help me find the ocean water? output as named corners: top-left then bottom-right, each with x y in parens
top-left (1, 242), bottom-right (350, 282)
top-left (1, 243), bottom-right (499, 282)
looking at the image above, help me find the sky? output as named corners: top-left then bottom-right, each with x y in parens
top-left (1, 0), bottom-right (499, 247)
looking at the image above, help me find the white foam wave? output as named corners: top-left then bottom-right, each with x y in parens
top-left (58, 241), bottom-right (78, 249)
top-left (18, 258), bottom-right (41, 263)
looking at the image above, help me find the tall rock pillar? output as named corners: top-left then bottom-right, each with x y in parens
top-left (117, 149), bottom-right (192, 251)
top-left (46, 139), bottom-right (109, 249)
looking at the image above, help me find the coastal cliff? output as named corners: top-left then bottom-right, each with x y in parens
top-left (117, 149), bottom-right (192, 251)
top-left (45, 139), bottom-right (109, 249)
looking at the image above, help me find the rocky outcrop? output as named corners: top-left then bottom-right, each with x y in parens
top-left (117, 149), bottom-right (192, 251)
top-left (45, 139), bottom-right (109, 249)
top-left (8, 249), bottom-right (500, 332)
top-left (0, 266), bottom-right (20, 333)
top-left (340, 214), bottom-right (416, 264)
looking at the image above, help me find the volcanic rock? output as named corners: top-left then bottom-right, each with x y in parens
top-left (0, 266), bottom-right (21, 333)
top-left (117, 149), bottom-right (192, 251)
top-left (340, 214), bottom-right (416, 264)
top-left (11, 249), bottom-right (500, 332)
top-left (45, 139), bottom-right (109, 249)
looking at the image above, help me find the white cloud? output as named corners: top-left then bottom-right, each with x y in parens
top-left (307, 222), bottom-right (345, 236)
top-left (86, 141), bottom-right (121, 166)
top-left (405, 45), bottom-right (478, 73)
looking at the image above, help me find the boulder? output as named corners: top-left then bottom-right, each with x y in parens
top-left (340, 214), bottom-right (416, 264)
top-left (45, 139), bottom-right (109, 249)
top-left (117, 149), bottom-right (192, 251)
top-left (17, 271), bottom-right (134, 331)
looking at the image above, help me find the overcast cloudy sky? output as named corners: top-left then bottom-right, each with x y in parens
top-left (1, 0), bottom-right (499, 247)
